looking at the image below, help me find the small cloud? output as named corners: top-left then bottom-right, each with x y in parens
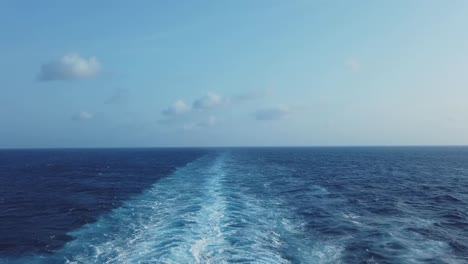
top-left (38, 53), bottom-right (101, 81)
top-left (162, 100), bottom-right (191, 116)
top-left (345, 58), bottom-right (361, 73)
top-left (254, 105), bottom-right (291, 121)
top-left (72, 111), bottom-right (94, 121)
top-left (193, 92), bottom-right (224, 109)
top-left (105, 88), bottom-right (129, 105)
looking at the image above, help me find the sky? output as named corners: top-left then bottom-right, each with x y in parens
top-left (1, 0), bottom-right (468, 148)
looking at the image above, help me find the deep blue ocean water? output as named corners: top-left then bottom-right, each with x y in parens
top-left (1, 147), bottom-right (467, 263)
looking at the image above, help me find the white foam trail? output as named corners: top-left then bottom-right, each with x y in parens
top-left (56, 155), bottom-right (218, 263)
top-left (2, 153), bottom-right (343, 264)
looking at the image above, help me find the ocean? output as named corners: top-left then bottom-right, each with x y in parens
top-left (0, 147), bottom-right (467, 263)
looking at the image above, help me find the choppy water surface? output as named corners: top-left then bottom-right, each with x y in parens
top-left (1, 147), bottom-right (468, 263)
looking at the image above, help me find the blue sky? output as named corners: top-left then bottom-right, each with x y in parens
top-left (1, 0), bottom-right (468, 147)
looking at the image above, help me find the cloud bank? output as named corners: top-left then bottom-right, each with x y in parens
top-left (38, 53), bottom-right (101, 81)
top-left (161, 91), bottom-right (263, 120)
top-left (159, 90), bottom-right (281, 129)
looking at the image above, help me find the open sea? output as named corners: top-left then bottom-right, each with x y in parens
top-left (0, 147), bottom-right (467, 263)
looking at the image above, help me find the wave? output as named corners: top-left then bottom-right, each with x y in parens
top-left (2, 153), bottom-right (340, 264)
top-left (4, 149), bottom-right (462, 263)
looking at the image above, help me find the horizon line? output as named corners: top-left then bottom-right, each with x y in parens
top-left (1, 145), bottom-right (468, 150)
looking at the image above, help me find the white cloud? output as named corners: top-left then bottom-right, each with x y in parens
top-left (160, 90), bottom-right (266, 128)
top-left (346, 58), bottom-right (361, 72)
top-left (162, 100), bottom-right (191, 116)
top-left (161, 91), bottom-right (264, 120)
top-left (254, 105), bottom-right (291, 121)
top-left (72, 111), bottom-right (94, 121)
top-left (38, 53), bottom-right (101, 81)
top-left (193, 92), bottom-right (224, 109)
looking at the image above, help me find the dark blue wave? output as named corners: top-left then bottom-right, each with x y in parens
top-left (0, 148), bottom-right (207, 257)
